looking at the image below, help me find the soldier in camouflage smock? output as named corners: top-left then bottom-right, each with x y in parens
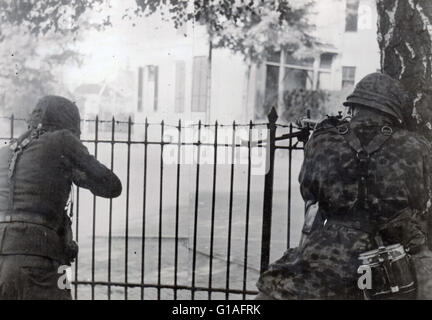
top-left (256, 73), bottom-right (432, 300)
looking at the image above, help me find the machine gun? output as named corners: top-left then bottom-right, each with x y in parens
top-left (296, 111), bottom-right (346, 131)
top-left (241, 111), bottom-right (347, 147)
top-left (240, 122), bottom-right (312, 147)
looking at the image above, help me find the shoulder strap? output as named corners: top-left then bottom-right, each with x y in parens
top-left (339, 124), bottom-right (395, 209)
top-left (7, 133), bottom-right (37, 211)
top-left (340, 126), bottom-right (362, 153)
top-left (340, 125), bottom-right (394, 155)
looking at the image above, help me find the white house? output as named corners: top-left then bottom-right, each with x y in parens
top-left (71, 0), bottom-right (381, 123)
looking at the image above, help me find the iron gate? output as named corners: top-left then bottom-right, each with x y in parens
top-left (0, 108), bottom-right (309, 300)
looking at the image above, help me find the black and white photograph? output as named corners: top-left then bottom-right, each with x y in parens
top-left (0, 0), bottom-right (432, 308)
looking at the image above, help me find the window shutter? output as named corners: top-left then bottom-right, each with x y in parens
top-left (137, 67), bottom-right (144, 112)
top-left (153, 66), bottom-right (159, 112)
top-left (191, 56), bottom-right (208, 112)
top-left (175, 61), bottom-right (186, 113)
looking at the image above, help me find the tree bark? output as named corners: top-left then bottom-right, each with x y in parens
top-left (377, 1), bottom-right (432, 300)
top-left (376, 0), bottom-right (432, 134)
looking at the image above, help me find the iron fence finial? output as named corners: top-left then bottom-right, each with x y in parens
top-left (268, 106), bottom-right (278, 124)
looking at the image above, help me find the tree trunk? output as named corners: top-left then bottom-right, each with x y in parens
top-left (377, 1), bottom-right (432, 300)
top-left (376, 0), bottom-right (432, 134)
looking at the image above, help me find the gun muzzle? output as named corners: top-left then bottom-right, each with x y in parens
top-left (298, 118), bottom-right (319, 129)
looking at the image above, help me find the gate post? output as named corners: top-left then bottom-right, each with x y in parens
top-left (260, 106), bottom-right (278, 274)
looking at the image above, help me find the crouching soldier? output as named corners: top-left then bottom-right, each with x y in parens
top-left (0, 95), bottom-right (122, 299)
top-left (256, 73), bottom-right (432, 299)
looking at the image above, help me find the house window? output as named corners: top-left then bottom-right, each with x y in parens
top-left (318, 53), bottom-right (334, 90)
top-left (342, 66), bottom-right (356, 88)
top-left (256, 50), bottom-right (315, 119)
top-left (320, 53), bottom-right (333, 69)
top-left (345, 0), bottom-right (360, 32)
top-left (191, 56), bottom-right (208, 112)
top-left (174, 61), bottom-right (186, 113)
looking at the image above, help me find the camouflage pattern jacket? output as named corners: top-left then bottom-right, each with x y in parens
top-left (257, 117), bottom-right (432, 299)
top-left (300, 118), bottom-right (431, 225)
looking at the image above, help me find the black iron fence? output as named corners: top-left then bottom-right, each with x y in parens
top-left (0, 108), bottom-right (309, 300)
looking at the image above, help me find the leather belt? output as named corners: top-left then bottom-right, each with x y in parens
top-left (325, 207), bottom-right (413, 235)
top-left (0, 211), bottom-right (59, 232)
top-left (325, 217), bottom-right (378, 234)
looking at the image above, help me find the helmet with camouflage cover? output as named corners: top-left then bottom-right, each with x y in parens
top-left (343, 72), bottom-right (410, 123)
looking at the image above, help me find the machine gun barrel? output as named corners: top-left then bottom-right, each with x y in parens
top-left (240, 124), bottom-right (313, 147)
top-left (298, 118), bottom-right (319, 129)
top-left (240, 111), bottom-right (346, 147)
